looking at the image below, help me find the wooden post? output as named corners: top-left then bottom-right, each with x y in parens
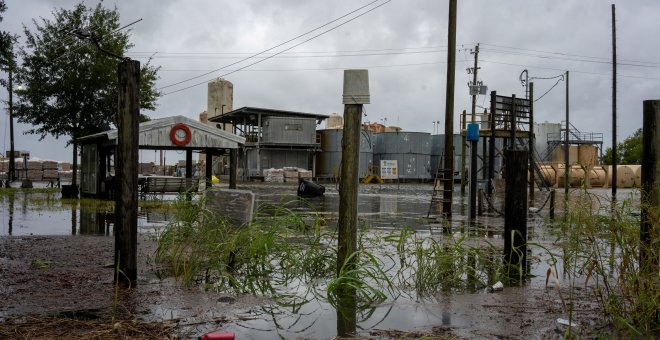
top-left (229, 148), bottom-right (237, 189)
top-left (549, 189), bottom-right (556, 221)
top-left (477, 189), bottom-right (484, 216)
top-left (504, 149), bottom-right (528, 272)
top-left (612, 5), bottom-right (618, 203)
top-left (488, 91), bottom-right (497, 197)
top-left (461, 110), bottom-right (467, 196)
top-left (442, 0), bottom-right (457, 216)
top-left (205, 149), bottom-right (213, 188)
top-left (564, 71), bottom-right (570, 200)
top-left (338, 103), bottom-right (361, 274)
top-left (641, 100), bottom-right (659, 273)
top-left (185, 149), bottom-right (193, 179)
top-left (529, 82), bottom-right (535, 202)
top-left (115, 59), bottom-right (140, 287)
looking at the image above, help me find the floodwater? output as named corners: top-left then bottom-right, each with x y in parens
top-left (0, 182), bottom-right (641, 338)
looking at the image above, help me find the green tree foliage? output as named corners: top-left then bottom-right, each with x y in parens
top-left (601, 128), bottom-right (643, 165)
top-left (0, 0), bottom-right (16, 76)
top-left (13, 2), bottom-right (160, 184)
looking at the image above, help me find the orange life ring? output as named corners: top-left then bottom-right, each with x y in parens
top-left (170, 123), bottom-right (192, 146)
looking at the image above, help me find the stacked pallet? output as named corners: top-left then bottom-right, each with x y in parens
top-left (26, 160), bottom-right (43, 180)
top-left (139, 162), bottom-right (155, 175)
top-left (43, 160), bottom-right (59, 179)
top-left (0, 160), bottom-right (7, 172)
top-left (263, 168), bottom-right (284, 183)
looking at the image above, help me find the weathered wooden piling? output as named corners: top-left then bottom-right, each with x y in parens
top-left (641, 100), bottom-right (659, 273)
top-left (115, 59), bottom-right (140, 287)
top-left (504, 149), bottom-right (528, 271)
top-left (229, 149), bottom-right (237, 189)
top-left (478, 188), bottom-right (484, 216)
top-left (549, 189), bottom-right (556, 221)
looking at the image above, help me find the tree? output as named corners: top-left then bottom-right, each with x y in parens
top-left (601, 128), bottom-right (643, 165)
top-left (0, 0), bottom-right (13, 72)
top-left (14, 2), bottom-right (160, 187)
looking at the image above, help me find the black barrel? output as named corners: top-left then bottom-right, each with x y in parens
top-left (297, 179), bottom-right (325, 197)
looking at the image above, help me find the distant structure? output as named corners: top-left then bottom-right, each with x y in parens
top-left (207, 78), bottom-right (234, 127)
top-left (326, 113), bottom-right (343, 129)
top-left (210, 107), bottom-right (328, 179)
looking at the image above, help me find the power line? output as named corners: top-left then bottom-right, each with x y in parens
top-left (534, 77), bottom-right (563, 102)
top-left (161, 0), bottom-right (393, 96)
top-left (157, 0), bottom-right (388, 91)
top-left (481, 42), bottom-right (660, 67)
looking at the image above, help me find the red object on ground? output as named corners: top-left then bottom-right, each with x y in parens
top-left (199, 332), bottom-right (235, 340)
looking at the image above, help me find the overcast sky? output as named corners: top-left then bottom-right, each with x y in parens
top-left (2, 0), bottom-right (659, 162)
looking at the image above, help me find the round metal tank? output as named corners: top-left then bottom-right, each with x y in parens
top-left (555, 164), bottom-right (586, 187)
top-left (605, 165), bottom-right (635, 188)
top-left (374, 132), bottom-right (431, 180)
top-left (628, 165), bottom-right (641, 187)
top-left (317, 129), bottom-right (373, 178)
top-left (578, 145), bottom-right (598, 167)
top-left (589, 166), bottom-right (607, 188)
top-left (538, 165), bottom-right (556, 187)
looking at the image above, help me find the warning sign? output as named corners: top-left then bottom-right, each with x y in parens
top-left (380, 160), bottom-right (398, 180)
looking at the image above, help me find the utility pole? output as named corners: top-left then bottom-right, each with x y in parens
top-left (8, 64), bottom-right (16, 183)
top-left (442, 0), bottom-right (457, 216)
top-left (463, 43), bottom-right (480, 197)
top-left (468, 44), bottom-right (480, 219)
top-left (529, 82), bottom-right (535, 202)
top-left (611, 4), bottom-right (618, 202)
top-left (564, 71), bottom-right (570, 200)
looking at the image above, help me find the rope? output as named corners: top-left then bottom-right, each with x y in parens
top-left (481, 190), bottom-right (504, 216)
top-left (532, 190), bottom-right (554, 213)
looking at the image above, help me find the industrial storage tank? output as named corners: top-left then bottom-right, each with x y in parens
top-left (534, 122), bottom-right (562, 159)
top-left (588, 166), bottom-right (607, 188)
top-left (317, 129), bottom-right (374, 179)
top-left (578, 145), bottom-right (598, 167)
top-left (430, 134), bottom-right (493, 180)
top-left (374, 132), bottom-right (431, 180)
top-left (538, 165), bottom-right (556, 187)
top-left (555, 164), bottom-right (587, 188)
top-left (605, 165), bottom-right (635, 188)
top-left (628, 165), bottom-right (641, 187)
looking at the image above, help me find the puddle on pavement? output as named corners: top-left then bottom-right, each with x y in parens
top-left (0, 184), bottom-right (640, 338)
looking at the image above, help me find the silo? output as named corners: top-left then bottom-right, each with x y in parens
top-left (374, 132), bottom-right (431, 180)
top-left (326, 113), bottom-right (343, 129)
top-left (207, 78), bottom-right (233, 121)
top-left (578, 145), bottom-right (598, 167)
top-left (317, 129), bottom-right (373, 179)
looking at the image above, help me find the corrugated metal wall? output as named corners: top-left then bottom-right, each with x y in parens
top-left (262, 117), bottom-right (317, 144)
top-left (317, 129), bottom-right (374, 178)
top-left (373, 132), bottom-right (431, 180)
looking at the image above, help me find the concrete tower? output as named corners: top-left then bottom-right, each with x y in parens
top-left (207, 78), bottom-right (233, 125)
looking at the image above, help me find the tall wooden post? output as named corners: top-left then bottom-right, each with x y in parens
top-left (205, 149), bottom-right (213, 188)
top-left (442, 0), bottom-right (457, 216)
top-left (612, 4), bottom-right (618, 203)
top-left (461, 110), bottom-right (467, 196)
top-left (185, 149), bottom-right (193, 179)
top-left (504, 149), bottom-right (528, 271)
top-left (115, 59), bottom-right (140, 287)
top-left (529, 82), bottom-right (535, 201)
top-left (564, 71), bottom-right (570, 200)
top-left (337, 69), bottom-right (367, 338)
top-left (641, 100), bottom-right (659, 273)
top-left (488, 91), bottom-right (497, 197)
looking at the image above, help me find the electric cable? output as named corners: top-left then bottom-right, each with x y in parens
top-left (161, 0), bottom-right (393, 96)
top-left (158, 0), bottom-right (387, 91)
top-left (534, 77), bottom-right (563, 103)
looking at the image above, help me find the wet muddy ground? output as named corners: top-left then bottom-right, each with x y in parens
top-left (0, 182), bottom-right (633, 338)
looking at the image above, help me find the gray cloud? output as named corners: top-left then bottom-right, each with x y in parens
top-left (2, 0), bottom-right (658, 162)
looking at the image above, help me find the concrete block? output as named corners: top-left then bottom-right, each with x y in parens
top-left (206, 189), bottom-right (254, 226)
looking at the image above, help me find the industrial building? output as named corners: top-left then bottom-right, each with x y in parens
top-left (209, 107), bottom-right (328, 179)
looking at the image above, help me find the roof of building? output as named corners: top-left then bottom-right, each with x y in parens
top-left (209, 107), bottom-right (329, 124)
top-left (78, 115), bottom-right (245, 149)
